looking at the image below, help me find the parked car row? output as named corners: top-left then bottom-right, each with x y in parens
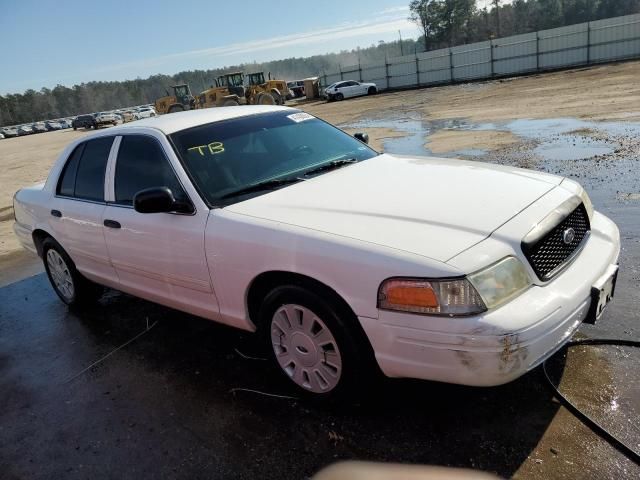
top-left (70, 106), bottom-right (157, 130)
top-left (0, 118), bottom-right (74, 138)
top-left (0, 105), bottom-right (158, 138)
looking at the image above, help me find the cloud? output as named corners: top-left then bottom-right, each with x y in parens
top-left (376, 5), bottom-right (410, 15)
top-left (91, 9), bottom-right (416, 76)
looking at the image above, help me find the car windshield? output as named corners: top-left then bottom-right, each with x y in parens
top-left (170, 110), bottom-right (378, 207)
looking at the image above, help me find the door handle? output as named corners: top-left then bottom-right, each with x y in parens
top-left (51, 209), bottom-right (62, 218)
top-left (103, 219), bottom-right (121, 229)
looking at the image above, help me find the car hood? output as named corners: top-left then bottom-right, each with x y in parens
top-left (225, 154), bottom-right (562, 262)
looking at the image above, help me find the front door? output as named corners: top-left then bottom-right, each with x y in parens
top-left (102, 133), bottom-right (219, 320)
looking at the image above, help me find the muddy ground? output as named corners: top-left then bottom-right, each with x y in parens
top-left (1, 61), bottom-right (639, 479)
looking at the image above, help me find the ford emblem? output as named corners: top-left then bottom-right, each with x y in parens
top-left (563, 228), bottom-right (576, 245)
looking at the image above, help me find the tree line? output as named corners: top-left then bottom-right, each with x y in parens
top-left (410, 0), bottom-right (639, 50)
top-left (1, 0), bottom-right (638, 127)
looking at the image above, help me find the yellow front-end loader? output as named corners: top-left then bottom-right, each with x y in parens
top-left (196, 72), bottom-right (247, 108)
top-left (246, 72), bottom-right (289, 105)
top-left (154, 84), bottom-right (196, 114)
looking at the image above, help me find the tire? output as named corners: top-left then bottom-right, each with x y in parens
top-left (256, 92), bottom-right (276, 105)
top-left (73, 127), bottom-right (77, 131)
top-left (368, 86), bottom-right (377, 95)
top-left (335, 93), bottom-right (344, 101)
top-left (222, 99), bottom-right (240, 106)
top-left (42, 238), bottom-right (102, 306)
top-left (168, 105), bottom-right (184, 114)
top-left (270, 90), bottom-right (283, 105)
top-left (259, 285), bottom-right (372, 400)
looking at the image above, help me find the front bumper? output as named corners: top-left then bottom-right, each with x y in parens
top-left (359, 211), bottom-right (620, 386)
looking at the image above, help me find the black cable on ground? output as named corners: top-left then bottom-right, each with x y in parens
top-left (542, 338), bottom-right (640, 466)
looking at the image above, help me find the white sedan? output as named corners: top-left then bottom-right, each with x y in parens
top-left (135, 107), bottom-right (157, 119)
top-left (13, 106), bottom-right (620, 399)
top-left (325, 80), bottom-right (377, 101)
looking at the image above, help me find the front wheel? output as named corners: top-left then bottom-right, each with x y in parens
top-left (368, 86), bottom-right (377, 95)
top-left (335, 93), bottom-right (344, 101)
top-left (42, 238), bottom-right (102, 306)
top-left (260, 285), bottom-right (369, 399)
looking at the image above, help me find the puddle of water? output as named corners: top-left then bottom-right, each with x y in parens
top-left (341, 115), bottom-right (640, 163)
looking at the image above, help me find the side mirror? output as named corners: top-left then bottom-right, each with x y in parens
top-left (133, 187), bottom-right (193, 214)
top-left (354, 132), bottom-right (369, 144)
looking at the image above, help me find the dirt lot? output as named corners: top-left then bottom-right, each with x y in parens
top-left (1, 61), bottom-right (639, 479)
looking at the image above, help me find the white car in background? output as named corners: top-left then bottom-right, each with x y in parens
top-left (13, 106), bottom-right (620, 399)
top-left (135, 107), bottom-right (157, 119)
top-left (94, 112), bottom-right (119, 127)
top-left (325, 80), bottom-right (377, 101)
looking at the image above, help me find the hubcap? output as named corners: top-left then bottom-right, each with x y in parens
top-left (46, 249), bottom-right (74, 301)
top-left (271, 304), bottom-right (342, 393)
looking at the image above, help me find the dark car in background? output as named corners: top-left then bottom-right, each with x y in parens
top-left (45, 121), bottom-right (62, 131)
top-left (287, 80), bottom-right (305, 98)
top-left (72, 114), bottom-right (96, 130)
top-left (31, 123), bottom-right (47, 134)
top-left (17, 125), bottom-right (33, 136)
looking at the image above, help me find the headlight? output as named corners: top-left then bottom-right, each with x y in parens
top-left (579, 188), bottom-right (594, 221)
top-left (467, 256), bottom-right (531, 310)
top-left (378, 277), bottom-right (487, 316)
top-left (378, 257), bottom-right (531, 316)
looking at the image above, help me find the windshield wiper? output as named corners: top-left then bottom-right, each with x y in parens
top-left (302, 158), bottom-right (359, 177)
top-left (219, 177), bottom-right (304, 200)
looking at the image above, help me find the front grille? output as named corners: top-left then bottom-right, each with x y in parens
top-left (523, 204), bottom-right (590, 280)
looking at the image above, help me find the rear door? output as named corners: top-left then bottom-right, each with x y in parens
top-left (102, 133), bottom-right (219, 320)
top-left (52, 136), bottom-right (119, 286)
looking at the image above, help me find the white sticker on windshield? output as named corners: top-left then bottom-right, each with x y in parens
top-left (287, 112), bottom-right (314, 123)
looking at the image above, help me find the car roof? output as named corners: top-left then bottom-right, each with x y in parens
top-left (112, 105), bottom-right (295, 135)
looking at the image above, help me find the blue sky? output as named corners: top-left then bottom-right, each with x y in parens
top-left (0, 0), bottom-right (421, 94)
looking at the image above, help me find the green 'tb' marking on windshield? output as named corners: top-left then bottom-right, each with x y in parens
top-left (188, 142), bottom-right (225, 156)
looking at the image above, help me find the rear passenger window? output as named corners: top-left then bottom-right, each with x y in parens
top-left (57, 144), bottom-right (84, 197)
top-left (114, 135), bottom-right (187, 205)
top-left (74, 137), bottom-right (113, 201)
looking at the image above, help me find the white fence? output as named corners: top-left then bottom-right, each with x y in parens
top-left (321, 13), bottom-right (640, 90)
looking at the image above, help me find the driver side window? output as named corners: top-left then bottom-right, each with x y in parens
top-left (114, 135), bottom-right (188, 206)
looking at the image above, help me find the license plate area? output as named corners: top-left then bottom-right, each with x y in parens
top-left (584, 265), bottom-right (618, 324)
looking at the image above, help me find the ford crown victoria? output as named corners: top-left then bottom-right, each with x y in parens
top-left (13, 106), bottom-right (620, 398)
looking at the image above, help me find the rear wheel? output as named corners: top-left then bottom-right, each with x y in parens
top-left (42, 238), bottom-right (102, 306)
top-left (222, 99), bottom-right (240, 106)
top-left (260, 285), bottom-right (371, 400)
